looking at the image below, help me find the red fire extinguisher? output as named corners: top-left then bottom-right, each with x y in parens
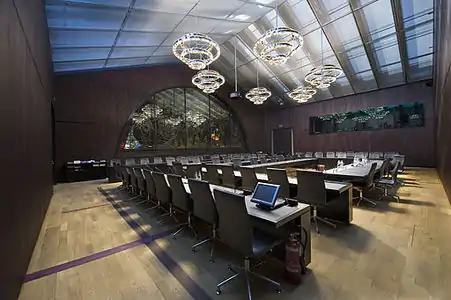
top-left (285, 232), bottom-right (301, 284)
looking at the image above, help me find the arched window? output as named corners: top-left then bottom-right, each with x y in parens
top-left (123, 88), bottom-right (245, 150)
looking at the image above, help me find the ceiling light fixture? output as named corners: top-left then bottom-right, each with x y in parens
top-left (288, 86), bottom-right (316, 103)
top-left (253, 0), bottom-right (303, 65)
top-left (304, 29), bottom-right (342, 89)
top-left (289, 59), bottom-right (317, 103)
top-left (192, 69), bottom-right (225, 94)
top-left (173, 33), bottom-right (220, 70)
top-left (246, 60), bottom-right (271, 105)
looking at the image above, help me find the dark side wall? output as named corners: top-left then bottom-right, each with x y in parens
top-left (266, 82), bottom-right (435, 167)
top-left (0, 0), bottom-right (53, 299)
top-left (435, 0), bottom-right (451, 199)
top-left (53, 64), bottom-right (268, 172)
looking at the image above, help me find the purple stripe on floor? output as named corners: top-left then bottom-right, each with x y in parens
top-left (24, 228), bottom-right (174, 283)
top-left (98, 187), bottom-right (212, 300)
top-left (62, 202), bottom-right (111, 214)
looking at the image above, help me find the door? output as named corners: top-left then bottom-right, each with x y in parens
top-left (272, 127), bottom-right (294, 155)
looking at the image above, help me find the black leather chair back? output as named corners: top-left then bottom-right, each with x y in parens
top-left (365, 162), bottom-right (378, 188)
top-left (120, 166), bottom-right (129, 185)
top-left (133, 168), bottom-right (146, 192)
top-left (152, 172), bottom-right (171, 205)
top-left (204, 165), bottom-right (221, 185)
top-left (214, 189), bottom-right (253, 257)
top-left (142, 169), bottom-right (156, 199)
top-left (267, 168), bottom-right (290, 198)
top-left (127, 167), bottom-right (138, 190)
top-left (188, 179), bottom-right (218, 226)
top-left (221, 165), bottom-right (236, 188)
top-left (186, 165), bottom-right (201, 179)
top-left (240, 167), bottom-right (258, 191)
top-left (391, 162), bottom-right (400, 181)
top-left (172, 162), bottom-right (185, 177)
top-left (167, 174), bottom-right (192, 212)
top-left (296, 170), bottom-right (326, 206)
top-left (379, 159), bottom-right (390, 177)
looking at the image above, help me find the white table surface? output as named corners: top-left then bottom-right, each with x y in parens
top-left (325, 160), bottom-right (383, 177)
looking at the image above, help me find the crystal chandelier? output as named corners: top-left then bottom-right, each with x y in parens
top-left (142, 104), bottom-right (162, 118)
top-left (305, 64), bottom-right (342, 89)
top-left (192, 69), bottom-right (225, 94)
top-left (246, 87), bottom-right (272, 105)
top-left (304, 29), bottom-right (342, 89)
top-left (288, 86), bottom-right (316, 103)
top-left (289, 59), bottom-right (316, 103)
top-left (253, 1), bottom-right (302, 65)
top-left (173, 33), bottom-right (220, 70)
top-left (245, 60), bottom-right (271, 105)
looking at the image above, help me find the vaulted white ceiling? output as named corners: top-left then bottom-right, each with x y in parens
top-left (46, 0), bottom-right (434, 104)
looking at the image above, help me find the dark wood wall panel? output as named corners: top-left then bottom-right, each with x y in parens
top-left (54, 65), bottom-right (267, 171)
top-left (266, 82), bottom-right (435, 167)
top-left (0, 1), bottom-right (53, 299)
top-left (435, 0), bottom-right (451, 199)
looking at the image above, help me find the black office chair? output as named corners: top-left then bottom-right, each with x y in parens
top-left (142, 169), bottom-right (159, 210)
top-left (133, 168), bottom-right (146, 196)
top-left (267, 168), bottom-right (291, 198)
top-left (213, 189), bottom-right (282, 299)
top-left (188, 179), bottom-right (219, 261)
top-left (119, 165), bottom-right (130, 190)
top-left (166, 174), bottom-right (196, 238)
top-left (221, 165), bottom-right (237, 188)
top-left (152, 172), bottom-right (175, 221)
top-left (352, 162), bottom-right (378, 206)
top-left (296, 170), bottom-right (336, 233)
top-left (127, 167), bottom-right (139, 194)
top-left (376, 162), bottom-right (400, 202)
top-left (171, 162), bottom-right (185, 177)
top-left (186, 164), bottom-right (201, 179)
top-left (240, 167), bottom-right (258, 193)
top-left (376, 158), bottom-right (390, 180)
top-left (203, 165), bottom-right (221, 185)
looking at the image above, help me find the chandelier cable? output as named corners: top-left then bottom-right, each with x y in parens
top-left (234, 36), bottom-right (238, 92)
top-left (275, 0), bottom-right (279, 27)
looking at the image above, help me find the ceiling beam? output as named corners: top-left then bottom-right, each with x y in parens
top-left (305, 0), bottom-right (358, 95)
top-left (390, 0), bottom-right (409, 83)
top-left (349, 2), bottom-right (381, 89)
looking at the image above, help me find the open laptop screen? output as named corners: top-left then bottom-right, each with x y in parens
top-left (251, 182), bottom-right (280, 207)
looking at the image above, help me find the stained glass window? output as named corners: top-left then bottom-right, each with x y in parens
top-left (123, 88), bottom-right (245, 150)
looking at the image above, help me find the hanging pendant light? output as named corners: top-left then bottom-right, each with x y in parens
top-left (173, 33), bottom-right (221, 70)
top-left (288, 86), bottom-right (317, 103)
top-left (253, 0), bottom-right (303, 65)
top-left (289, 58), bottom-right (317, 103)
top-left (246, 60), bottom-right (271, 105)
top-left (304, 29), bottom-right (342, 89)
top-left (192, 69), bottom-right (225, 94)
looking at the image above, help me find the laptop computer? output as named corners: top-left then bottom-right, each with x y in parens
top-left (250, 182), bottom-right (285, 210)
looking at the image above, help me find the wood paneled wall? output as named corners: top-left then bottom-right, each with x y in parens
top-left (435, 0), bottom-right (451, 199)
top-left (53, 65), bottom-right (268, 172)
top-left (0, 0), bottom-right (53, 299)
top-left (266, 82), bottom-right (435, 167)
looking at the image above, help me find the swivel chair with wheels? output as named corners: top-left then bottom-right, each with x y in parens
top-left (188, 179), bottom-right (219, 262)
top-left (351, 162), bottom-right (378, 206)
top-left (214, 189), bottom-right (282, 299)
top-left (376, 162), bottom-right (400, 202)
top-left (296, 170), bottom-right (336, 234)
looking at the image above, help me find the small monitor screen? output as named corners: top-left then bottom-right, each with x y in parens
top-left (251, 183), bottom-right (280, 206)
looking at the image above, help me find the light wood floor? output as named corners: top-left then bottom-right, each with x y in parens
top-left (19, 168), bottom-right (451, 300)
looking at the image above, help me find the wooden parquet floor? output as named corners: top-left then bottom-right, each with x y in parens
top-left (18, 168), bottom-right (451, 300)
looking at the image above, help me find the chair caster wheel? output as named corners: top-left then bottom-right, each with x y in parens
top-left (209, 259), bottom-right (215, 263)
top-left (276, 288), bottom-right (282, 294)
top-left (192, 249), bottom-right (196, 253)
top-left (227, 265), bottom-right (233, 271)
top-left (216, 289), bottom-right (221, 295)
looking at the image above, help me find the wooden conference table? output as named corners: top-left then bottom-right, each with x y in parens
top-left (163, 174), bottom-right (312, 266)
